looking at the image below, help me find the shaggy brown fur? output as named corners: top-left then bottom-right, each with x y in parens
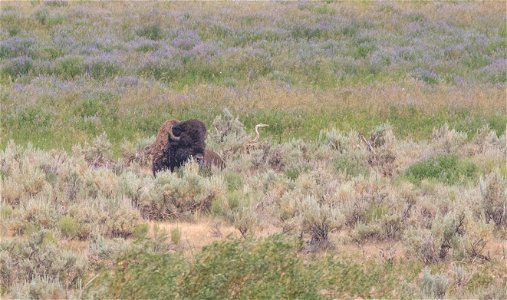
top-left (151, 120), bottom-right (179, 175)
top-left (151, 119), bottom-right (225, 175)
top-left (204, 149), bottom-right (226, 170)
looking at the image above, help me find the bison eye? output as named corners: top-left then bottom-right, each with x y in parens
top-left (172, 125), bottom-right (182, 136)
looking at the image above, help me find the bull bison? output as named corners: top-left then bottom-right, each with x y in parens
top-left (151, 119), bottom-right (225, 175)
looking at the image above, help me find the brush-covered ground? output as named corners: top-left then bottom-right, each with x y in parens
top-left (1, 1), bottom-right (506, 299)
top-left (1, 115), bottom-right (506, 299)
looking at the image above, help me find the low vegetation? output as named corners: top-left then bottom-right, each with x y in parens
top-left (0, 2), bottom-right (505, 151)
top-left (89, 235), bottom-right (424, 299)
top-left (1, 1), bottom-right (505, 299)
top-left (1, 112), bottom-right (506, 298)
top-left (405, 154), bottom-right (478, 185)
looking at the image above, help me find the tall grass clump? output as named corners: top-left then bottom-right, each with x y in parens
top-left (136, 24), bottom-right (164, 40)
top-left (0, 37), bottom-right (37, 59)
top-left (85, 54), bottom-right (122, 80)
top-left (58, 216), bottom-right (79, 239)
top-left (55, 56), bottom-right (84, 79)
top-left (1, 56), bottom-right (34, 78)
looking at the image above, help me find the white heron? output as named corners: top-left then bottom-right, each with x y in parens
top-left (244, 123), bottom-right (269, 153)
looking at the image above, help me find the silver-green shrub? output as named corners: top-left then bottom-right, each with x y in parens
top-left (120, 136), bottom-right (155, 168)
top-left (66, 201), bottom-right (104, 240)
top-left (403, 212), bottom-right (467, 264)
top-left (87, 234), bottom-right (130, 270)
top-left (278, 169), bottom-right (345, 248)
top-left (480, 170), bottom-right (507, 228)
top-left (13, 197), bottom-right (60, 235)
top-left (267, 139), bottom-right (310, 174)
top-left (105, 205), bottom-right (142, 238)
top-left (83, 168), bottom-right (120, 199)
top-left (212, 187), bottom-right (258, 238)
top-left (77, 132), bottom-right (114, 168)
top-left (365, 124), bottom-right (398, 177)
top-left (460, 216), bottom-right (494, 260)
top-left (233, 205), bottom-right (258, 238)
top-left (432, 124), bottom-right (467, 155)
top-left (1, 155), bottom-right (49, 206)
top-left (141, 161), bottom-right (226, 220)
top-left (208, 108), bottom-right (248, 161)
top-left (10, 276), bottom-right (66, 300)
top-left (404, 207), bottom-right (493, 263)
top-left (403, 228), bottom-right (440, 264)
top-left (351, 222), bottom-right (383, 244)
top-left (300, 195), bottom-right (344, 247)
top-left (421, 268), bottom-right (449, 298)
top-left (119, 171), bottom-right (149, 208)
top-left (319, 128), bottom-right (360, 154)
top-left (470, 125), bottom-right (504, 156)
top-left (0, 230), bottom-right (87, 291)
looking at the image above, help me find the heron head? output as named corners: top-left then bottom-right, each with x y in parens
top-left (255, 123), bottom-right (269, 130)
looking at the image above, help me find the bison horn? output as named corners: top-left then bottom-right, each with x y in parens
top-left (169, 126), bottom-right (181, 141)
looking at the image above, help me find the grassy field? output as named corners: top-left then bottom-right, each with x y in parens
top-left (1, 1), bottom-right (506, 299)
top-left (1, 1), bottom-right (505, 151)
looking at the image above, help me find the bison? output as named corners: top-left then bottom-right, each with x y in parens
top-left (151, 120), bottom-right (179, 175)
top-left (151, 119), bottom-right (225, 175)
top-left (203, 149), bottom-right (225, 170)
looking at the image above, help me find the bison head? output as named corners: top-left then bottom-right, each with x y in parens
top-left (168, 119), bottom-right (207, 170)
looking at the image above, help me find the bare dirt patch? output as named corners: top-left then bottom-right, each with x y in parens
top-left (147, 218), bottom-right (239, 252)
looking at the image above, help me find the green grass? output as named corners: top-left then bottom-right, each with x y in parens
top-left (2, 99), bottom-right (504, 156)
top-left (334, 156), bottom-right (368, 177)
top-left (405, 154), bottom-right (479, 185)
top-left (56, 56), bottom-right (84, 79)
top-left (58, 216), bottom-right (79, 238)
top-left (1, 2), bottom-right (505, 153)
top-left (136, 24), bottom-right (165, 41)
